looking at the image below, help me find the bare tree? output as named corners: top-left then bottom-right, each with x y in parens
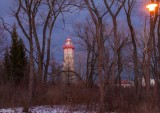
top-left (74, 19), bottom-right (99, 87)
top-left (13, 1), bottom-right (35, 111)
top-left (83, 0), bottom-right (110, 111)
top-left (124, 0), bottom-right (140, 97)
top-left (104, 0), bottom-right (126, 85)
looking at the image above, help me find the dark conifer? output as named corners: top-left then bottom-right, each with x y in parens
top-left (17, 38), bottom-right (28, 82)
top-left (9, 26), bottom-right (20, 84)
top-left (3, 48), bottom-right (11, 82)
top-left (3, 25), bottom-right (28, 85)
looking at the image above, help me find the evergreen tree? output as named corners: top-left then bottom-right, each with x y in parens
top-left (16, 38), bottom-right (28, 82)
top-left (3, 26), bottom-right (28, 85)
top-left (3, 48), bottom-right (11, 81)
top-left (10, 26), bottom-right (19, 60)
top-left (9, 26), bottom-right (20, 84)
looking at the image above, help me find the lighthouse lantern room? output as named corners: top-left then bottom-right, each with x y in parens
top-left (63, 37), bottom-right (75, 72)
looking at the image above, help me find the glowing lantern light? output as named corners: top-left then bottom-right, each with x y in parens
top-left (146, 3), bottom-right (158, 12)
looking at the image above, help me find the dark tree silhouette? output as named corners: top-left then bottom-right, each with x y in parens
top-left (3, 26), bottom-right (28, 85)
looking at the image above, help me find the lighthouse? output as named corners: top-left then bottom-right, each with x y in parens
top-left (62, 37), bottom-right (75, 84)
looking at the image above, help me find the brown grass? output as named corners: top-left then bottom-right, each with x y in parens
top-left (0, 83), bottom-right (159, 113)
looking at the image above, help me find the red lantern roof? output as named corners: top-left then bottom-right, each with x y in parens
top-left (63, 37), bottom-right (75, 49)
top-left (63, 45), bottom-right (75, 49)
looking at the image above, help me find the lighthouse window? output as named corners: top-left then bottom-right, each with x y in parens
top-left (66, 41), bottom-right (72, 45)
top-left (66, 41), bottom-right (70, 45)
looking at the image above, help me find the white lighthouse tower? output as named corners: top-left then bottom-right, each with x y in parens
top-left (62, 37), bottom-right (75, 84)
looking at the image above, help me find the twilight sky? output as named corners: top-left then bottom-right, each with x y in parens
top-left (0, 0), bottom-right (150, 62)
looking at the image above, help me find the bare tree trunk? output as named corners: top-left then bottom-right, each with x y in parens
top-left (44, 38), bottom-right (51, 83)
top-left (84, 0), bottom-right (107, 111)
top-left (151, 0), bottom-right (159, 102)
top-left (98, 18), bottom-right (105, 111)
top-left (104, 0), bottom-right (126, 86)
top-left (156, 9), bottom-right (160, 104)
top-left (86, 48), bottom-right (90, 86)
top-left (27, 38), bottom-right (34, 111)
top-left (14, 1), bottom-right (35, 111)
top-left (43, 17), bottom-right (56, 83)
top-left (112, 18), bottom-right (119, 84)
top-left (117, 46), bottom-right (122, 87)
top-left (153, 26), bottom-right (158, 102)
top-left (31, 15), bottom-right (43, 82)
top-left (127, 15), bottom-right (139, 97)
top-left (124, 0), bottom-right (139, 96)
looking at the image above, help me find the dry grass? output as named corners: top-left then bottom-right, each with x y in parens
top-left (0, 83), bottom-right (28, 109)
top-left (32, 84), bottom-right (99, 106)
top-left (0, 83), bottom-right (159, 113)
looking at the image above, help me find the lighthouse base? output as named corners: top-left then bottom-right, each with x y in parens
top-left (62, 71), bottom-right (77, 85)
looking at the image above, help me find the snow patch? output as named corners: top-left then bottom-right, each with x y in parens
top-left (0, 105), bottom-right (96, 113)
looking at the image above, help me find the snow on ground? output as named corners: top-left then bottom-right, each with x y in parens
top-left (0, 105), bottom-right (96, 113)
